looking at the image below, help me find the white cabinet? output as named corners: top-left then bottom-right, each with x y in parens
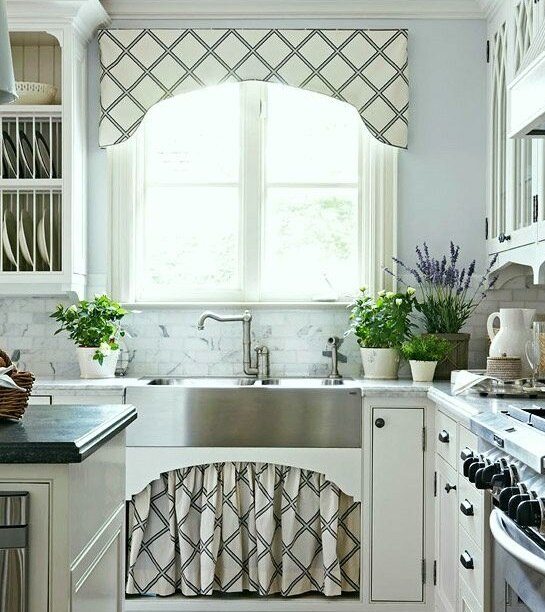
top-left (487, 0), bottom-right (545, 281)
top-left (435, 456), bottom-right (458, 612)
top-left (369, 405), bottom-right (425, 603)
top-left (1, 0), bottom-right (108, 297)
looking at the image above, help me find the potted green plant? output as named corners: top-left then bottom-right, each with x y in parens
top-left (51, 295), bottom-right (127, 379)
top-left (400, 335), bottom-right (451, 382)
top-left (386, 242), bottom-right (498, 379)
top-left (347, 287), bottom-right (415, 379)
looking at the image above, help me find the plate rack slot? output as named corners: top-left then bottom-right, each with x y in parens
top-left (0, 115), bottom-right (62, 179)
top-left (0, 189), bottom-right (62, 272)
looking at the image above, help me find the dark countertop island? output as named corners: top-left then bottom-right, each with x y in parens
top-left (0, 404), bottom-right (137, 463)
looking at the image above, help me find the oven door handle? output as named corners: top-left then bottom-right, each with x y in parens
top-left (490, 509), bottom-right (545, 575)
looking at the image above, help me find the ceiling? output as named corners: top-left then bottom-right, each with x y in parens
top-left (102, 0), bottom-right (494, 21)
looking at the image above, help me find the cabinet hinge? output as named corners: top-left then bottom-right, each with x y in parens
top-left (422, 426), bottom-right (426, 451)
top-left (434, 471), bottom-right (437, 497)
top-left (433, 560), bottom-right (437, 586)
top-left (422, 559), bottom-right (426, 584)
top-left (485, 216), bottom-right (489, 240)
top-left (486, 39), bottom-right (490, 63)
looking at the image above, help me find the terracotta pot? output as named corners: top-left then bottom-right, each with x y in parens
top-left (360, 347), bottom-right (400, 380)
top-left (77, 347), bottom-right (119, 379)
top-left (409, 360), bottom-right (437, 383)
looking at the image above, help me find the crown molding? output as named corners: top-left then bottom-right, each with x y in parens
top-left (102, 0), bottom-right (487, 21)
top-left (475, 0), bottom-right (501, 20)
top-left (7, 0), bottom-right (109, 41)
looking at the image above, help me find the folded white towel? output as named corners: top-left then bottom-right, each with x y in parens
top-left (452, 370), bottom-right (499, 396)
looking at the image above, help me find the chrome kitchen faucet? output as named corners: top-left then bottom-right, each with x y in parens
top-left (197, 310), bottom-right (270, 378)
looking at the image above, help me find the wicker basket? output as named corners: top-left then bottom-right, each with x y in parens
top-left (0, 350), bottom-right (34, 420)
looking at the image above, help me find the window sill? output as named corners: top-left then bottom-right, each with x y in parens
top-left (121, 301), bottom-right (351, 310)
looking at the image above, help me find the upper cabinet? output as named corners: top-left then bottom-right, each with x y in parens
top-left (0, 0), bottom-right (108, 297)
top-left (487, 0), bottom-right (545, 282)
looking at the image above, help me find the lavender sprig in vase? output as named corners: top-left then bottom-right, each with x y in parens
top-left (386, 243), bottom-right (498, 379)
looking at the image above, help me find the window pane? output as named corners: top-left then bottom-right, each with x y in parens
top-left (261, 187), bottom-right (359, 298)
top-left (266, 84), bottom-right (359, 184)
top-left (137, 186), bottom-right (240, 299)
top-left (145, 84), bottom-right (240, 184)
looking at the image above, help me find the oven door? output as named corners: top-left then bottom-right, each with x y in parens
top-left (490, 509), bottom-right (545, 612)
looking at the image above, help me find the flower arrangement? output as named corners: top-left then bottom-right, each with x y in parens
top-left (400, 335), bottom-right (451, 362)
top-left (347, 287), bottom-right (416, 348)
top-left (51, 295), bottom-right (127, 364)
top-left (386, 242), bottom-right (498, 333)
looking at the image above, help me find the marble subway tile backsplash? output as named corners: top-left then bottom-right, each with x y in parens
top-left (0, 276), bottom-right (543, 379)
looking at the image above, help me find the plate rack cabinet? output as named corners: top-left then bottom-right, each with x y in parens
top-left (0, 0), bottom-right (108, 296)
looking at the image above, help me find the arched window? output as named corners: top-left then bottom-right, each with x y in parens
top-left (109, 82), bottom-right (397, 303)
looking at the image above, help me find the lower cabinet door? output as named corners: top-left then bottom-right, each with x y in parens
top-left (0, 482), bottom-right (50, 612)
top-left (371, 407), bottom-right (424, 602)
top-left (435, 455), bottom-right (459, 612)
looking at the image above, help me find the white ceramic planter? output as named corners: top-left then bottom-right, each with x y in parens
top-left (409, 360), bottom-right (437, 383)
top-left (77, 347), bottom-right (119, 379)
top-left (360, 347), bottom-right (400, 380)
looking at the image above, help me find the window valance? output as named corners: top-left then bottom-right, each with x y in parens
top-left (98, 28), bottom-right (408, 149)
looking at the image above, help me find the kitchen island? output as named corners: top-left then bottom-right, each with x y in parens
top-left (0, 403), bottom-right (137, 612)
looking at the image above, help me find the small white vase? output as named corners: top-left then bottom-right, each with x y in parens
top-left (409, 360), bottom-right (438, 383)
top-left (76, 347), bottom-right (119, 379)
top-left (360, 347), bottom-right (400, 380)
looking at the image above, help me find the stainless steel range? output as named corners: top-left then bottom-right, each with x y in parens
top-left (468, 405), bottom-right (545, 612)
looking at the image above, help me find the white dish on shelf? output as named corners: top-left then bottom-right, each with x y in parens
top-left (13, 82), bottom-right (57, 105)
top-left (18, 131), bottom-right (34, 178)
top-left (34, 130), bottom-right (55, 178)
top-left (19, 210), bottom-right (34, 267)
top-left (37, 213), bottom-right (50, 268)
top-left (2, 209), bottom-right (17, 267)
top-left (1, 131), bottom-right (17, 178)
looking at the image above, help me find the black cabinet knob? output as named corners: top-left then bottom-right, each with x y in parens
top-left (460, 499), bottom-right (474, 516)
top-left (438, 430), bottom-right (450, 443)
top-left (445, 483), bottom-right (457, 494)
top-left (460, 448), bottom-right (474, 461)
top-left (460, 551), bottom-right (474, 570)
top-left (516, 499), bottom-right (542, 528)
top-left (375, 418), bottom-right (385, 428)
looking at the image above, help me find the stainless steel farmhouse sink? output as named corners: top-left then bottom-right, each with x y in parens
top-left (126, 378), bottom-right (362, 448)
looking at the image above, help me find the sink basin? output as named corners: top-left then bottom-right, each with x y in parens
top-left (127, 377), bottom-right (361, 448)
top-left (143, 376), bottom-right (351, 388)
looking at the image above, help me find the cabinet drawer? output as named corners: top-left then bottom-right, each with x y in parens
top-left (458, 426), bottom-right (478, 477)
top-left (458, 479), bottom-right (485, 548)
top-left (458, 526), bottom-right (483, 606)
top-left (436, 410), bottom-right (458, 468)
top-left (459, 575), bottom-right (482, 612)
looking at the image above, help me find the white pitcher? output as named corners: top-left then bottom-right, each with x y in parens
top-left (487, 308), bottom-right (535, 375)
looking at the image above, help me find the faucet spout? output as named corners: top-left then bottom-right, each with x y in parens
top-left (197, 310), bottom-right (259, 376)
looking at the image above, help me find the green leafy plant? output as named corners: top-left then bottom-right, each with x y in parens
top-left (347, 287), bottom-right (416, 348)
top-left (400, 335), bottom-right (451, 362)
top-left (51, 295), bottom-right (127, 364)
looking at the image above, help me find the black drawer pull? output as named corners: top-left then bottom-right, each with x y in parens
top-left (375, 418), bottom-right (385, 428)
top-left (460, 551), bottom-right (474, 570)
top-left (460, 499), bottom-right (474, 516)
top-left (438, 430), bottom-right (450, 443)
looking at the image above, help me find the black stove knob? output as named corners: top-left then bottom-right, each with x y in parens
top-left (498, 486), bottom-right (526, 511)
top-left (508, 494), bottom-right (531, 520)
top-left (468, 461), bottom-right (486, 483)
top-left (463, 456), bottom-right (479, 477)
top-left (516, 500), bottom-right (542, 528)
top-left (476, 463), bottom-right (501, 490)
top-left (491, 468), bottom-right (513, 490)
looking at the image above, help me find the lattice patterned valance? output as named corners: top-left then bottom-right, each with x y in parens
top-left (98, 28), bottom-right (409, 149)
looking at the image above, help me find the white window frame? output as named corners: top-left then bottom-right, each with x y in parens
top-left (108, 83), bottom-right (398, 305)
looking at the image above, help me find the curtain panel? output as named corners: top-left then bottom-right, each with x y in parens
top-left (126, 462), bottom-right (361, 597)
top-left (98, 28), bottom-right (408, 149)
